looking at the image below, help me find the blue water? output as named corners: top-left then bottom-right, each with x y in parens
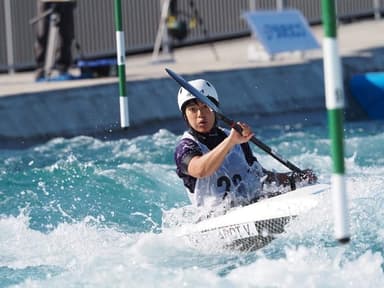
top-left (1, 119), bottom-right (384, 287)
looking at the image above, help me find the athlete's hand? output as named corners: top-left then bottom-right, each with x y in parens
top-left (229, 122), bottom-right (254, 145)
top-left (298, 169), bottom-right (317, 184)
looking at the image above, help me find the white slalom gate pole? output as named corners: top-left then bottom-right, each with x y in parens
top-left (321, 0), bottom-right (350, 243)
top-left (114, 0), bottom-right (129, 128)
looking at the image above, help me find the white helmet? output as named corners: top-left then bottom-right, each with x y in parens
top-left (177, 79), bottom-right (219, 111)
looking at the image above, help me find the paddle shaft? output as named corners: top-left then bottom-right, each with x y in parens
top-left (165, 68), bottom-right (303, 173)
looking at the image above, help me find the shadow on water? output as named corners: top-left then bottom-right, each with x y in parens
top-left (0, 110), bottom-right (328, 150)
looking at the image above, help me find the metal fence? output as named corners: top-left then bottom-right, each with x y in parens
top-left (0, 0), bottom-right (383, 73)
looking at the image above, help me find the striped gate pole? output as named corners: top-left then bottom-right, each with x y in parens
top-left (114, 0), bottom-right (129, 128)
top-left (321, 0), bottom-right (350, 243)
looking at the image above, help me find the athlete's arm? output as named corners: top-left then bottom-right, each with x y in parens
top-left (188, 123), bottom-right (254, 178)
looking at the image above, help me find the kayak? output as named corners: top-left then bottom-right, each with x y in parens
top-left (175, 183), bottom-right (330, 251)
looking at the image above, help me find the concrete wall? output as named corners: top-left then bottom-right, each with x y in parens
top-left (1, 51), bottom-right (383, 147)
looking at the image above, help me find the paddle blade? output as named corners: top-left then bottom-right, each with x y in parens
top-left (165, 68), bottom-right (220, 113)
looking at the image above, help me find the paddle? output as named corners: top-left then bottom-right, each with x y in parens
top-left (165, 68), bottom-right (303, 173)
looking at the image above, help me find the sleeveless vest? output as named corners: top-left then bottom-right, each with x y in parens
top-left (182, 130), bottom-right (264, 207)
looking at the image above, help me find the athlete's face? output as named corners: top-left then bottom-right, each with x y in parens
top-left (184, 100), bottom-right (215, 133)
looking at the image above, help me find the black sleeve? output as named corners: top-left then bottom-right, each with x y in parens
top-left (174, 138), bottom-right (203, 175)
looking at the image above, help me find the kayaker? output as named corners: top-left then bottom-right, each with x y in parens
top-left (174, 79), bottom-right (317, 208)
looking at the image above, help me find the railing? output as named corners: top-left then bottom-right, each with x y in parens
top-left (0, 0), bottom-right (382, 73)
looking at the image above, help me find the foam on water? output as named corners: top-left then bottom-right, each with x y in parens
top-left (1, 122), bottom-right (384, 287)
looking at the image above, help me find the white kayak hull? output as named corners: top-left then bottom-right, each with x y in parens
top-left (177, 184), bottom-right (330, 251)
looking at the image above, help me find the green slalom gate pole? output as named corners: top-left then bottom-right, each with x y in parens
top-left (114, 0), bottom-right (129, 128)
top-left (321, 0), bottom-right (349, 243)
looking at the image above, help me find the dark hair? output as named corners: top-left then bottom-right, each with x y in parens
top-left (181, 97), bottom-right (219, 115)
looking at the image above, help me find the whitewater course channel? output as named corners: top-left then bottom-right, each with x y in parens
top-left (1, 20), bottom-right (384, 287)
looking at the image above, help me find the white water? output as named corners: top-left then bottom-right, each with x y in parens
top-left (1, 123), bottom-right (384, 287)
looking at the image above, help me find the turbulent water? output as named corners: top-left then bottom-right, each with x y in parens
top-left (1, 119), bottom-right (384, 287)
